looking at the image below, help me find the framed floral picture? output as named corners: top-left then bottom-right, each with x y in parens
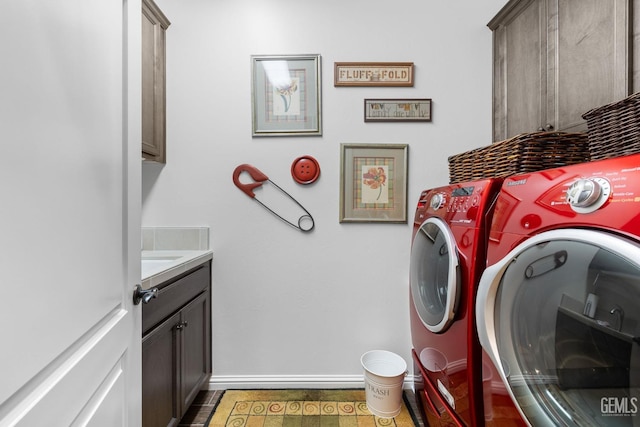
top-left (251, 54), bottom-right (322, 137)
top-left (339, 143), bottom-right (408, 223)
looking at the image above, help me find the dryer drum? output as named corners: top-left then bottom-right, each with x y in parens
top-left (555, 309), bottom-right (632, 389)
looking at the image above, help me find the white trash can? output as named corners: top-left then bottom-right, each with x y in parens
top-left (361, 350), bottom-right (408, 418)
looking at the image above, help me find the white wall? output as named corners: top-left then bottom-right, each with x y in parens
top-left (142, 0), bottom-right (507, 387)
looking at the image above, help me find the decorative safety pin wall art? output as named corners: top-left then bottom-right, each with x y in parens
top-left (232, 164), bottom-right (315, 232)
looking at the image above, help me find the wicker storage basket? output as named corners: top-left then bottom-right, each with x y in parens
top-left (582, 92), bottom-right (640, 160)
top-left (447, 132), bottom-right (590, 184)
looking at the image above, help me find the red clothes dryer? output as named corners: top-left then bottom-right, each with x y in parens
top-left (476, 153), bottom-right (640, 426)
top-left (410, 178), bottom-right (502, 426)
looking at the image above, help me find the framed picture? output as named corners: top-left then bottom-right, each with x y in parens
top-left (334, 62), bottom-right (414, 87)
top-left (339, 143), bottom-right (408, 223)
top-left (365, 99), bottom-right (432, 122)
top-left (251, 54), bottom-right (322, 136)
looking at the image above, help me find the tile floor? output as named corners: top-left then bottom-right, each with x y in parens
top-left (177, 390), bottom-right (224, 426)
top-left (177, 389), bottom-right (424, 427)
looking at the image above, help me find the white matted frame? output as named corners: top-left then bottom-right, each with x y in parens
top-left (339, 143), bottom-right (408, 223)
top-left (251, 54), bottom-right (322, 137)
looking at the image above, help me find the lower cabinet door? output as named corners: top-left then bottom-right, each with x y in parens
top-left (142, 312), bottom-right (180, 427)
top-left (180, 291), bottom-right (211, 412)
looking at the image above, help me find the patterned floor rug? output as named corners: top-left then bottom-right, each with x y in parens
top-left (205, 389), bottom-right (417, 427)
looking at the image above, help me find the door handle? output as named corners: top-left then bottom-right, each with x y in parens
top-left (133, 284), bottom-right (158, 305)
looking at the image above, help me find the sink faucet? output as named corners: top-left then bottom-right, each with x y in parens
top-left (610, 305), bottom-right (625, 331)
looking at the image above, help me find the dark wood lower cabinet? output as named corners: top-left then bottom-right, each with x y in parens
top-left (142, 262), bottom-right (212, 427)
top-left (180, 292), bottom-right (210, 411)
top-left (142, 312), bottom-right (180, 427)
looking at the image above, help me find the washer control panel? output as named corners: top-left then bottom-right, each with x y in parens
top-left (446, 186), bottom-right (480, 213)
top-left (416, 185), bottom-right (483, 221)
top-left (414, 179), bottom-right (501, 226)
top-left (429, 193), bottom-right (446, 210)
top-left (566, 177), bottom-right (612, 213)
top-left (426, 189), bottom-right (478, 212)
top-left (496, 154), bottom-right (640, 235)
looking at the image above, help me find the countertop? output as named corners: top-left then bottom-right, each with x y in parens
top-left (141, 249), bottom-right (213, 290)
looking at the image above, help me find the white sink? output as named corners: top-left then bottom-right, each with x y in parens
top-left (141, 256), bottom-right (181, 278)
top-left (140, 250), bottom-right (212, 285)
top-left (141, 255), bottom-right (182, 261)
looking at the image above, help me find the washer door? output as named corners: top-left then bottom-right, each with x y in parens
top-left (410, 217), bottom-right (460, 333)
top-left (477, 229), bottom-right (640, 426)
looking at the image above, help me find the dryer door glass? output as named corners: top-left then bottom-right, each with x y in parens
top-left (481, 229), bottom-right (640, 426)
top-left (410, 217), bottom-right (459, 333)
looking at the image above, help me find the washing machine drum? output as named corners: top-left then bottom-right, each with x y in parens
top-left (410, 217), bottom-right (460, 333)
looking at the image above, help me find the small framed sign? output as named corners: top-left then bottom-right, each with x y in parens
top-left (364, 99), bottom-right (432, 122)
top-left (334, 62), bottom-right (414, 87)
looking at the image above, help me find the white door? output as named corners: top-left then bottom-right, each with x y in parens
top-left (0, 0), bottom-right (141, 425)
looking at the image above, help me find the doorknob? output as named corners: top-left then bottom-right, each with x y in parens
top-left (133, 284), bottom-right (158, 305)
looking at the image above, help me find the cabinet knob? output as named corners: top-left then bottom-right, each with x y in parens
top-left (538, 124), bottom-right (554, 131)
top-left (175, 321), bottom-right (188, 330)
top-left (133, 284), bottom-right (158, 305)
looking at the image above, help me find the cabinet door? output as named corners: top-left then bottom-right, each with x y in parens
top-left (141, 0), bottom-right (170, 163)
top-left (180, 291), bottom-right (212, 413)
top-left (142, 312), bottom-right (181, 427)
top-left (490, 0), bottom-right (546, 141)
top-left (551, 0), bottom-right (630, 133)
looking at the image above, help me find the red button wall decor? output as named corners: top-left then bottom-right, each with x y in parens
top-left (291, 155), bottom-right (320, 184)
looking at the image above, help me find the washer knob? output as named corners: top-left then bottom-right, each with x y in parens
top-left (566, 177), bottom-right (611, 213)
top-left (430, 193), bottom-right (445, 210)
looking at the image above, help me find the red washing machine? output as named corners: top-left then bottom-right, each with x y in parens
top-left (410, 178), bottom-right (503, 426)
top-left (476, 153), bottom-right (640, 426)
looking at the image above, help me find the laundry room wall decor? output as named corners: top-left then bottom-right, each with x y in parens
top-left (339, 143), bottom-right (408, 223)
top-left (251, 54), bottom-right (322, 137)
top-left (334, 62), bottom-right (414, 87)
top-left (364, 99), bottom-right (432, 122)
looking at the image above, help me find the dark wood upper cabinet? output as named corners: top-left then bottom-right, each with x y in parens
top-left (142, 0), bottom-right (170, 163)
top-left (489, 0), bottom-right (631, 141)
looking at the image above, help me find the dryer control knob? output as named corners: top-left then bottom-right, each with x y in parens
top-left (566, 177), bottom-right (611, 213)
top-left (430, 193), bottom-right (446, 210)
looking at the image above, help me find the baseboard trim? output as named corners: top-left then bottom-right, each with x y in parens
top-left (207, 374), bottom-right (417, 390)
